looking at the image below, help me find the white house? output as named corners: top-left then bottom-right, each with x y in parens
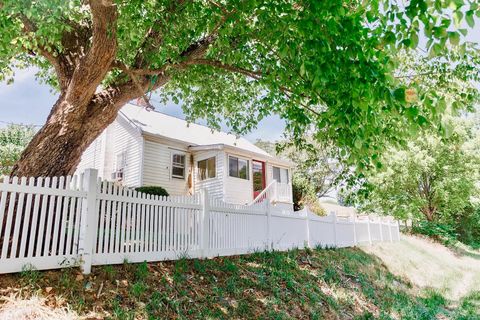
top-left (76, 104), bottom-right (294, 209)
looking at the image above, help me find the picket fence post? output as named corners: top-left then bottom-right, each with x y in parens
top-left (305, 209), bottom-right (311, 249)
top-left (388, 218), bottom-right (393, 242)
top-left (78, 168), bottom-right (98, 275)
top-left (266, 201), bottom-right (272, 251)
top-left (379, 217), bottom-right (384, 241)
top-left (397, 221), bottom-right (401, 241)
top-left (352, 214), bottom-right (357, 246)
top-left (200, 189), bottom-right (210, 258)
top-left (367, 216), bottom-right (372, 245)
top-left (332, 211), bottom-right (337, 247)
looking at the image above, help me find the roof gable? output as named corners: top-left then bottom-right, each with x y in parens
top-left (119, 104), bottom-right (272, 157)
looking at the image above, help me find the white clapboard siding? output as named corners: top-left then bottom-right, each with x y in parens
top-left (193, 150), bottom-right (224, 200)
top-left (75, 116), bottom-right (143, 186)
top-left (142, 137), bottom-right (190, 196)
top-left (0, 169), bottom-right (400, 274)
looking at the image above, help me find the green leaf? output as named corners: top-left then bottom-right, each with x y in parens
top-left (448, 32), bottom-right (460, 46)
top-left (393, 88), bottom-right (405, 102)
top-left (465, 10), bottom-right (475, 28)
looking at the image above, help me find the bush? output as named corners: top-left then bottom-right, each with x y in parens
top-left (412, 221), bottom-right (457, 244)
top-left (307, 201), bottom-right (326, 216)
top-left (292, 174), bottom-right (316, 211)
top-left (456, 207), bottom-right (480, 247)
top-left (135, 186), bottom-right (169, 197)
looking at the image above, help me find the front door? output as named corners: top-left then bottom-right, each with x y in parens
top-left (252, 160), bottom-right (266, 199)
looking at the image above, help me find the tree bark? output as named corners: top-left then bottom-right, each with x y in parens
top-left (10, 74), bottom-right (172, 177)
top-left (9, 2), bottom-right (224, 178)
top-left (11, 96), bottom-right (119, 177)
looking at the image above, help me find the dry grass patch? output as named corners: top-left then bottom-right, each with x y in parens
top-left (0, 294), bottom-right (78, 320)
top-left (362, 234), bottom-right (480, 302)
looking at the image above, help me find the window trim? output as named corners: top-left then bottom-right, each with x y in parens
top-left (228, 155), bottom-right (250, 180)
top-left (197, 156), bottom-right (216, 181)
top-left (171, 152), bottom-right (186, 180)
top-left (115, 151), bottom-right (126, 171)
top-left (272, 166), bottom-right (289, 184)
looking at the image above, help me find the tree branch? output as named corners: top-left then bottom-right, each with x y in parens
top-left (191, 59), bottom-right (263, 79)
top-left (189, 58), bottom-right (322, 116)
top-left (65, 0), bottom-right (118, 106)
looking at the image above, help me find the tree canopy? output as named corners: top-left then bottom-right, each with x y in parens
top-left (0, 0), bottom-right (479, 176)
top-left (344, 116), bottom-right (480, 244)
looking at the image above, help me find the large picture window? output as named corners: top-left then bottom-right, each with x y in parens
top-left (273, 166), bottom-right (289, 183)
top-left (198, 157), bottom-right (216, 181)
top-left (229, 156), bottom-right (249, 180)
top-left (171, 153), bottom-right (186, 179)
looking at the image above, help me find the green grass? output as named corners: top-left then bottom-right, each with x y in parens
top-left (363, 235), bottom-right (480, 302)
top-left (2, 245), bottom-right (478, 319)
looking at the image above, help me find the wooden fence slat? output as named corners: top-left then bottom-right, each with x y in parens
top-left (119, 188), bottom-right (127, 253)
top-left (1, 177), bottom-right (19, 259)
top-left (19, 177), bottom-right (35, 258)
top-left (58, 177), bottom-right (72, 256)
top-left (126, 193), bottom-right (133, 253)
top-left (10, 177), bottom-right (27, 258)
top-left (43, 177), bottom-right (58, 256)
top-left (72, 194), bottom-right (82, 255)
top-left (0, 178), bottom-right (9, 242)
top-left (51, 176), bottom-right (65, 256)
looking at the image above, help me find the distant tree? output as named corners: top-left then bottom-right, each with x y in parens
top-left (346, 116), bottom-right (480, 243)
top-left (255, 138), bottom-right (343, 210)
top-left (0, 125), bottom-right (36, 175)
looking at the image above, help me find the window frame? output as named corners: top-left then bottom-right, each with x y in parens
top-left (171, 152), bottom-right (186, 180)
top-left (197, 156), bottom-right (216, 181)
top-left (272, 166), bottom-right (289, 184)
top-left (115, 152), bottom-right (126, 171)
top-left (228, 155), bottom-right (250, 180)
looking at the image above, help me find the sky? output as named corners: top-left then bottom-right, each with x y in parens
top-left (0, 68), bottom-right (287, 143)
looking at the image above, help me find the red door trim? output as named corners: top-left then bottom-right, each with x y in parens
top-left (252, 159), bottom-right (266, 199)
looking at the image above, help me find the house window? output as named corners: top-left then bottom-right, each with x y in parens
top-left (229, 156), bottom-right (249, 180)
top-left (112, 152), bottom-right (126, 180)
top-left (171, 153), bottom-right (186, 179)
top-left (273, 166), bottom-right (289, 183)
top-left (198, 157), bottom-right (216, 181)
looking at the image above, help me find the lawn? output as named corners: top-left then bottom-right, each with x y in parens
top-left (0, 236), bottom-right (479, 319)
top-left (362, 234), bottom-right (480, 302)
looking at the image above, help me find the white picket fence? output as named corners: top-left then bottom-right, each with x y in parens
top-left (0, 169), bottom-right (400, 274)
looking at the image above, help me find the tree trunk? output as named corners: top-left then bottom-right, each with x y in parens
top-left (10, 98), bottom-right (116, 177)
top-left (10, 75), bottom-right (171, 178)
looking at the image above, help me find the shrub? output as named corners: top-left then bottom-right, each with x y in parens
top-left (412, 221), bottom-right (457, 244)
top-left (307, 201), bottom-right (326, 216)
top-left (135, 186), bottom-right (169, 197)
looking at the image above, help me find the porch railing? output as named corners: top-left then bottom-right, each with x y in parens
top-left (249, 181), bottom-right (292, 205)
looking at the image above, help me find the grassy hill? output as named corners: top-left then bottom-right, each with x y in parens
top-left (363, 235), bottom-right (480, 303)
top-left (0, 235), bottom-right (479, 319)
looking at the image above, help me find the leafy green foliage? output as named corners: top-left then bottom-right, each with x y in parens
top-left (346, 116), bottom-right (480, 245)
top-left (0, 124), bottom-right (36, 175)
top-left (135, 186), bottom-right (169, 197)
top-left (0, 0), bottom-right (478, 173)
top-left (255, 139), bottom-right (342, 211)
